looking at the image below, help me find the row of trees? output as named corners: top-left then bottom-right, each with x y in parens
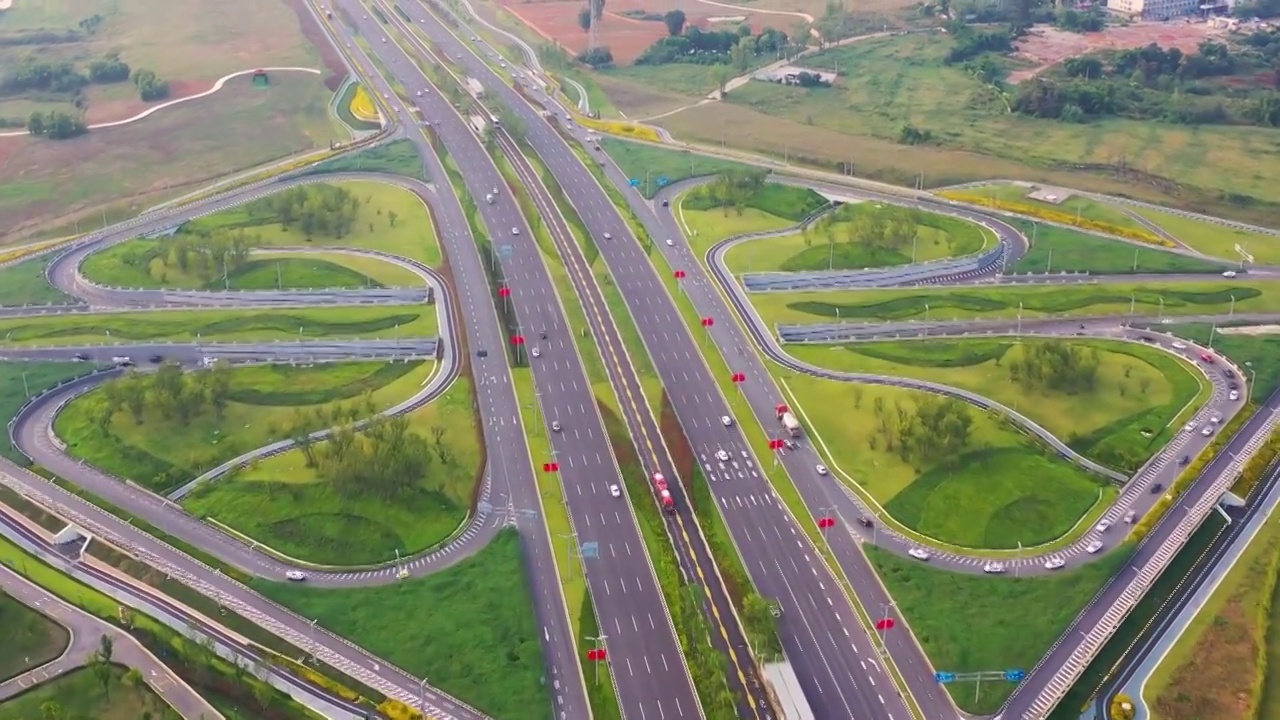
top-left (116, 229), bottom-right (255, 285)
top-left (689, 169), bottom-right (769, 214)
top-left (856, 392), bottom-right (976, 469)
top-left (99, 362), bottom-right (233, 426)
top-left (300, 414), bottom-right (454, 501)
top-left (1, 55), bottom-right (163, 99)
top-left (804, 203), bottom-right (925, 255)
top-left (26, 110), bottom-right (87, 139)
top-left (258, 184), bottom-right (364, 240)
top-left (636, 25), bottom-right (791, 67)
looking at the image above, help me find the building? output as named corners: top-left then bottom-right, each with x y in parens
top-left (1106, 0), bottom-right (1227, 19)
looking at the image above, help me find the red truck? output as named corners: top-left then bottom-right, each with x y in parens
top-left (653, 473), bottom-right (675, 514)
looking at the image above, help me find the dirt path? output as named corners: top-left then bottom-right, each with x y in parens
top-left (0, 67), bottom-right (321, 138)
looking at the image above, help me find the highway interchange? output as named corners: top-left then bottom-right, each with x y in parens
top-left (1, 1), bottom-right (1277, 719)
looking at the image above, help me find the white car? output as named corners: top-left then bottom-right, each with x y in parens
top-left (815, 464), bottom-right (829, 476)
top-left (609, 484), bottom-right (620, 498)
top-left (1172, 341), bottom-right (1187, 350)
top-left (1201, 426), bottom-right (1213, 437)
top-left (1230, 390), bottom-right (1240, 401)
top-left (1123, 510), bottom-right (1136, 524)
top-left (1223, 270), bottom-right (1238, 278)
top-left (1044, 557), bottom-right (1066, 570)
top-left (982, 562), bottom-right (1006, 574)
top-left (285, 571), bottom-right (307, 581)
top-left (492, 187), bottom-right (499, 195)
top-left (531, 347), bottom-right (541, 358)
top-left (1211, 414), bottom-right (1222, 424)
top-left (551, 420), bottom-right (561, 432)
top-left (908, 548), bottom-right (931, 561)
top-left (381, 37), bottom-right (387, 43)
top-left (665, 238), bottom-right (674, 247)
top-left (715, 450), bottom-right (730, 462)
top-left (720, 415), bottom-right (733, 427)
top-left (1086, 540), bottom-right (1105, 554)
top-left (1096, 519), bottom-right (1112, 533)
top-left (603, 232), bottom-right (612, 240)
top-left (511, 227), bottom-right (520, 236)
top-left (1184, 420), bottom-right (1198, 432)
top-left (416, 90), bottom-right (421, 96)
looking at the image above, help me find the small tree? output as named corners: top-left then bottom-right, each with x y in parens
top-left (577, 6), bottom-right (591, 31)
top-left (663, 9), bottom-right (686, 36)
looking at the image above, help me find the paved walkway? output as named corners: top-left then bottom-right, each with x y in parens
top-left (0, 564), bottom-right (223, 719)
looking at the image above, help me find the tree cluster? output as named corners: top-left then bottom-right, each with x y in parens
top-left (258, 184), bottom-right (363, 239)
top-left (88, 54), bottom-right (131, 83)
top-left (120, 229), bottom-right (255, 285)
top-left (576, 0), bottom-right (605, 30)
top-left (635, 25), bottom-right (789, 67)
top-left (663, 9), bottom-right (686, 36)
top-left (1056, 8), bottom-right (1105, 33)
top-left (808, 203), bottom-right (925, 254)
top-left (132, 68), bottom-right (169, 102)
top-left (2, 59), bottom-right (88, 94)
top-left (692, 169), bottom-right (768, 214)
top-left (304, 414), bottom-right (452, 502)
top-left (26, 110), bottom-right (87, 139)
top-left (945, 24), bottom-right (1013, 64)
top-left (865, 395), bottom-right (975, 469)
top-left (1008, 341), bottom-right (1100, 395)
top-left (1012, 38), bottom-right (1280, 127)
top-left (577, 46), bottom-right (615, 68)
top-left (100, 363), bottom-right (233, 427)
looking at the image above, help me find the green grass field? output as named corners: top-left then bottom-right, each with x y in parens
top-left (302, 139), bottom-right (427, 181)
top-left (183, 375), bottom-right (479, 565)
top-left (752, 280), bottom-right (1280, 324)
top-left (1008, 219), bottom-right (1229, 276)
top-left (1131, 206), bottom-right (1280, 264)
top-left (57, 361), bottom-right (432, 494)
top-left (677, 192), bottom-right (796, 253)
top-left (725, 202), bottom-right (988, 273)
top-left (868, 543), bottom-right (1132, 714)
top-left (600, 138), bottom-right (755, 198)
top-left (177, 180), bottom-right (441, 267)
top-left (962, 184), bottom-right (1152, 235)
top-left (0, 592), bottom-right (69, 682)
top-left (253, 529), bottom-right (550, 720)
top-left (0, 361), bottom-right (103, 463)
top-left (0, 306), bottom-right (437, 347)
top-left (784, 373), bottom-right (1112, 549)
top-left (1144, 498), bottom-right (1280, 719)
top-left (0, 665), bottom-right (182, 720)
top-left (790, 338), bottom-right (1204, 472)
top-left (0, 256), bottom-right (73, 307)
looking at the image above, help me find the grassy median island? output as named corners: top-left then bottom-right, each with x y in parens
top-left (0, 665), bottom-right (182, 720)
top-left (183, 376), bottom-right (481, 566)
top-left (725, 201), bottom-right (989, 273)
top-left (752, 280), bottom-right (1280, 324)
top-left (81, 181), bottom-right (440, 291)
top-left (0, 306), bottom-right (437, 347)
top-left (0, 361), bottom-right (103, 463)
top-left (675, 171), bottom-right (826, 250)
top-left (56, 361), bottom-right (433, 495)
top-left (0, 255), bottom-right (73, 307)
top-left (868, 542), bottom-right (1132, 714)
top-left (1006, 219), bottom-right (1229, 276)
top-left (784, 373), bottom-right (1113, 550)
top-left (789, 337), bottom-right (1204, 472)
top-left (254, 529), bottom-right (550, 720)
top-left (1130, 205), bottom-right (1280, 265)
top-left (0, 593), bottom-right (69, 682)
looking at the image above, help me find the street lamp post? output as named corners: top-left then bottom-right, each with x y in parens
top-left (1246, 361), bottom-right (1257, 403)
top-left (585, 634), bottom-right (608, 685)
top-left (419, 676), bottom-right (427, 713)
top-left (308, 618), bottom-right (319, 663)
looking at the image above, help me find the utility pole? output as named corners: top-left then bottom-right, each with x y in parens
top-left (308, 618), bottom-right (319, 663)
top-left (585, 635), bottom-right (608, 685)
top-left (559, 533), bottom-right (578, 579)
top-left (21, 371), bottom-right (29, 399)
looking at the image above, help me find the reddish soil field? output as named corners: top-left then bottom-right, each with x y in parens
top-left (1008, 22), bottom-right (1221, 83)
top-left (504, 0), bottom-right (768, 63)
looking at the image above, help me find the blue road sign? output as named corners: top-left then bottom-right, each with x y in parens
top-left (580, 541), bottom-right (600, 558)
top-left (935, 672), bottom-right (956, 683)
top-left (498, 244), bottom-right (514, 257)
top-left (1004, 670), bottom-right (1026, 682)
top-left (629, 178), bottom-right (641, 187)
top-left (657, 176), bottom-right (669, 187)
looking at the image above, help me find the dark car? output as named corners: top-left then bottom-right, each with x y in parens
top-left (1178, 455), bottom-right (1190, 466)
top-left (1224, 369), bottom-right (1235, 379)
top-left (540, 332), bottom-right (547, 340)
top-left (148, 354), bottom-right (163, 363)
top-left (661, 199), bottom-right (669, 207)
top-left (73, 352), bottom-right (89, 361)
top-left (1229, 382), bottom-right (1240, 390)
top-left (476, 349), bottom-right (488, 358)
top-left (856, 516), bottom-right (874, 528)
top-left (1151, 483), bottom-right (1164, 494)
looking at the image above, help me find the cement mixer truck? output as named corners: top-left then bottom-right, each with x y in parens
top-left (776, 404), bottom-right (801, 438)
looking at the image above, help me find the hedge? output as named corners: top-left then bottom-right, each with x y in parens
top-left (1230, 428), bottom-right (1280, 499)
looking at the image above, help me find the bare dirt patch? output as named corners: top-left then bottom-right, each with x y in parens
top-left (502, 0), bottom-right (774, 63)
top-left (1008, 23), bottom-right (1221, 83)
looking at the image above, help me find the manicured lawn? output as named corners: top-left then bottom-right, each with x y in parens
top-left (183, 375), bottom-right (479, 565)
top-left (752, 280), bottom-right (1280, 324)
top-left (790, 338), bottom-right (1204, 472)
top-left (302, 138), bottom-right (426, 181)
top-left (0, 256), bottom-right (72, 307)
top-left (1144, 498), bottom-right (1280, 719)
top-left (725, 202), bottom-right (989, 273)
top-left (252, 529), bottom-right (551, 720)
top-left (1006, 219), bottom-right (1229, 275)
top-left (179, 180), bottom-right (441, 267)
top-left (676, 191), bottom-right (795, 254)
top-left (0, 306), bottom-right (437, 347)
top-left (1170, 324), bottom-right (1280, 401)
top-left (1131, 206), bottom-right (1280, 264)
top-left (56, 361), bottom-right (432, 494)
top-left (0, 665), bottom-right (181, 720)
top-left (867, 542), bottom-right (1132, 714)
top-left (0, 593), bottom-right (69, 682)
top-left (0, 362), bottom-right (103, 463)
top-left (601, 138), bottom-right (755, 198)
top-left (783, 374), bottom-right (1112, 549)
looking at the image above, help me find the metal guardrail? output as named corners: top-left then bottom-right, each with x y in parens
top-left (741, 243), bottom-right (1004, 292)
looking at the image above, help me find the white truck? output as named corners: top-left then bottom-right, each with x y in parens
top-left (775, 404), bottom-right (801, 438)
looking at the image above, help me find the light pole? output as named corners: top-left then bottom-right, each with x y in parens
top-left (21, 371), bottom-right (29, 399)
top-left (877, 601), bottom-right (895, 654)
top-left (1246, 361), bottom-right (1257, 403)
top-left (818, 506), bottom-right (837, 541)
top-left (585, 634), bottom-right (608, 685)
top-left (308, 618), bottom-right (319, 663)
top-left (559, 532), bottom-right (578, 579)
top-left (419, 676), bottom-right (427, 712)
